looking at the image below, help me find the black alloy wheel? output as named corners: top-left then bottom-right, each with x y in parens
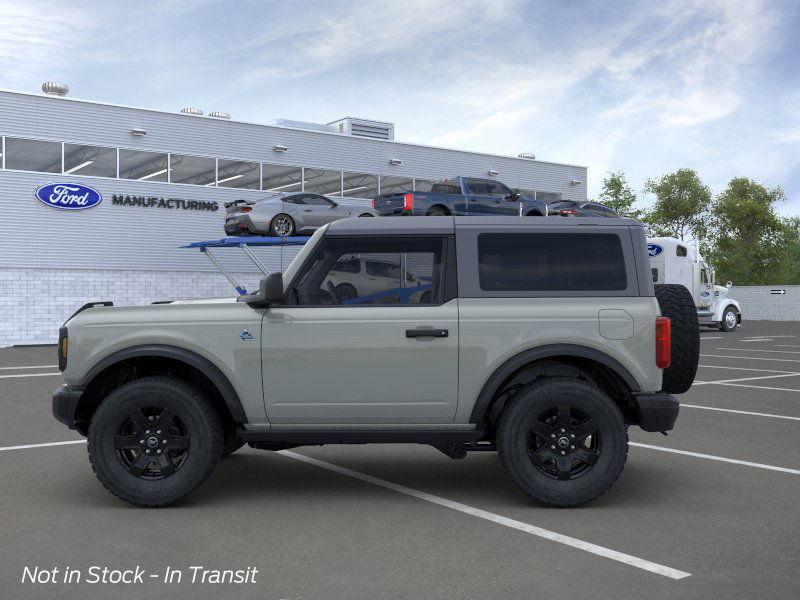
top-left (527, 404), bottom-right (600, 481)
top-left (114, 407), bottom-right (189, 479)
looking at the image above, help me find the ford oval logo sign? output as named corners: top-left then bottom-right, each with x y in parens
top-left (35, 183), bottom-right (102, 210)
top-left (647, 243), bottom-right (663, 257)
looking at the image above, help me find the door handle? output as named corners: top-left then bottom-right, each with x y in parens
top-left (406, 328), bottom-right (448, 338)
top-left (303, 208), bottom-right (313, 212)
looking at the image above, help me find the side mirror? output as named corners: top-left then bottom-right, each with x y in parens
top-left (726, 281), bottom-right (732, 288)
top-left (262, 272), bottom-right (284, 303)
top-left (330, 201), bottom-right (338, 208)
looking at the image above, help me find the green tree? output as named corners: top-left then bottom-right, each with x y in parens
top-left (598, 171), bottom-right (641, 219)
top-left (706, 177), bottom-right (791, 285)
top-left (642, 169), bottom-right (711, 241)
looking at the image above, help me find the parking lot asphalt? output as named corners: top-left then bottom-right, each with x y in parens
top-left (1, 321), bottom-right (799, 600)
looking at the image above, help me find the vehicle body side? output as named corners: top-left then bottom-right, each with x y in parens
top-left (58, 217), bottom-right (663, 436)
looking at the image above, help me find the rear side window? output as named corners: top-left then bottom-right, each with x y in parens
top-left (431, 180), bottom-right (462, 195)
top-left (477, 233), bottom-right (628, 291)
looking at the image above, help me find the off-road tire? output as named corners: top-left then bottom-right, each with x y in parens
top-left (719, 306), bottom-right (738, 332)
top-left (496, 377), bottom-right (628, 507)
top-left (654, 283), bottom-right (699, 393)
top-left (220, 438), bottom-right (245, 457)
top-left (87, 376), bottom-right (223, 507)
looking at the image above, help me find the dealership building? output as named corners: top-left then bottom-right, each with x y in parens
top-left (0, 85), bottom-right (587, 347)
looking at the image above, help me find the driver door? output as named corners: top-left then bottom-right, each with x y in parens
top-left (260, 235), bottom-right (459, 424)
top-left (300, 194), bottom-right (346, 227)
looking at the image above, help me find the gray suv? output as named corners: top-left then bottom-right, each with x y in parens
top-left (53, 217), bottom-right (699, 508)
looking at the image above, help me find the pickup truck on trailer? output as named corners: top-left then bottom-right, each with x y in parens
top-left (372, 177), bottom-right (547, 217)
top-left (52, 217), bottom-right (699, 508)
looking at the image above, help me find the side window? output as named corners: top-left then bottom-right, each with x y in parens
top-left (304, 194), bottom-right (333, 206)
top-left (285, 195), bottom-right (305, 205)
top-left (477, 233), bottom-right (628, 292)
top-left (291, 237), bottom-right (445, 305)
top-left (652, 268), bottom-right (659, 283)
top-left (485, 181), bottom-right (512, 197)
top-left (465, 179), bottom-right (489, 195)
top-left (430, 180), bottom-right (461, 195)
top-left (676, 245), bottom-right (688, 257)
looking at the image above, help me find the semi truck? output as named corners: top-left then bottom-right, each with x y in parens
top-left (648, 237), bottom-right (742, 332)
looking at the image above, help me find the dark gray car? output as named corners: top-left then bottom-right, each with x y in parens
top-left (224, 192), bottom-right (378, 236)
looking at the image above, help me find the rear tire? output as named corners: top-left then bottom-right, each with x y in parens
top-left (496, 377), bottom-right (628, 507)
top-left (719, 306), bottom-right (738, 332)
top-left (654, 284), bottom-right (699, 394)
top-left (87, 376), bottom-right (223, 507)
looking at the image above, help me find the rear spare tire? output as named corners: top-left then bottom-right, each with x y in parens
top-left (654, 284), bottom-right (699, 394)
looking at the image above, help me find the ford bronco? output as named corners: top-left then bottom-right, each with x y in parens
top-left (52, 216), bottom-right (699, 507)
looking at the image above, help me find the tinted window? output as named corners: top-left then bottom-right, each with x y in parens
top-left (431, 180), bottom-right (462, 195)
top-left (119, 149), bottom-right (168, 182)
top-left (676, 245), bottom-right (688, 257)
top-left (484, 181), bottom-right (512, 197)
top-left (5, 138), bottom-right (61, 173)
top-left (303, 194), bottom-right (333, 206)
top-left (478, 233), bottom-right (627, 291)
top-left (465, 179), bottom-right (490, 195)
top-left (64, 144), bottom-right (117, 177)
top-left (652, 268), bottom-right (659, 283)
top-left (293, 237), bottom-right (444, 305)
top-left (284, 195), bottom-right (306, 205)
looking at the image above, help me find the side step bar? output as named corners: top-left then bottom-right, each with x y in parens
top-left (237, 429), bottom-right (485, 446)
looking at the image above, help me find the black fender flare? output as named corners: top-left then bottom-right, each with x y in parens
top-left (469, 344), bottom-right (641, 423)
top-left (79, 344), bottom-right (247, 423)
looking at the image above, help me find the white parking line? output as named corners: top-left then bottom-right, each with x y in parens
top-left (0, 440), bottom-right (86, 452)
top-left (698, 364), bottom-right (798, 374)
top-left (776, 344), bottom-right (800, 349)
top-left (682, 404), bottom-right (800, 421)
top-left (0, 372), bottom-right (62, 379)
top-left (278, 450), bottom-right (691, 579)
top-left (0, 365), bottom-right (59, 370)
top-left (700, 336), bottom-right (724, 340)
top-left (716, 348), bottom-right (800, 355)
top-left (692, 373), bottom-right (800, 386)
top-left (630, 443), bottom-right (800, 475)
top-left (702, 354), bottom-right (800, 364)
top-left (715, 382), bottom-right (800, 394)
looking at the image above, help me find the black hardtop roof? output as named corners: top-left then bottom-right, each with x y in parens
top-left (325, 216), bottom-right (643, 236)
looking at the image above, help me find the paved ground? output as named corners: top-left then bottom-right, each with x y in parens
top-left (1, 321), bottom-right (799, 599)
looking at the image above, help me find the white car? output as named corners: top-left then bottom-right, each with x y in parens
top-left (324, 255), bottom-right (429, 304)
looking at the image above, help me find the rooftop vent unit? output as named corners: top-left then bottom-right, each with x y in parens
top-left (42, 82), bottom-right (69, 97)
top-left (180, 107), bottom-right (203, 116)
top-left (209, 111), bottom-right (230, 119)
top-left (329, 117), bottom-right (394, 141)
top-left (269, 119), bottom-right (337, 134)
top-left (518, 152), bottom-right (536, 160)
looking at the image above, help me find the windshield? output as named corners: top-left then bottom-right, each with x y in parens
top-left (281, 224), bottom-right (328, 287)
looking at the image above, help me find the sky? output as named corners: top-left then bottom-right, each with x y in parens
top-left (1, 0), bottom-right (799, 213)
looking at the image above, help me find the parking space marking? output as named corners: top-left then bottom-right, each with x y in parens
top-left (702, 354), bottom-right (800, 364)
top-left (716, 347), bottom-right (800, 355)
top-left (776, 344), bottom-right (800, 349)
top-left (0, 440), bottom-right (86, 452)
top-left (714, 382), bottom-right (800, 394)
top-left (682, 404), bottom-right (800, 421)
top-left (630, 443), bottom-right (800, 475)
top-left (0, 365), bottom-right (59, 370)
top-left (700, 336), bottom-right (724, 340)
top-left (278, 450), bottom-right (691, 580)
top-left (698, 364), bottom-right (798, 374)
top-left (692, 373), bottom-right (800, 386)
top-left (0, 372), bottom-right (62, 379)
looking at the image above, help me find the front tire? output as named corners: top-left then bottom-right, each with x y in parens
top-left (719, 306), bottom-right (738, 332)
top-left (87, 376), bottom-right (223, 507)
top-left (496, 377), bottom-right (628, 507)
top-left (269, 214), bottom-right (295, 237)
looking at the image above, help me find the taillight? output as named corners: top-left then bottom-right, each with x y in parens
top-left (560, 209), bottom-right (577, 216)
top-left (656, 317), bottom-right (671, 369)
top-left (241, 207), bottom-right (252, 213)
top-left (403, 193), bottom-right (414, 212)
top-left (58, 327), bottom-right (68, 371)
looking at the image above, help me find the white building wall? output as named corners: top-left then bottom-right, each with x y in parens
top-left (729, 286), bottom-right (800, 322)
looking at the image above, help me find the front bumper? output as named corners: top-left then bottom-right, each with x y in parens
top-left (52, 385), bottom-right (84, 430)
top-left (632, 393), bottom-right (679, 433)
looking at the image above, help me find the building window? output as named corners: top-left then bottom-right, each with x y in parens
top-left (262, 163), bottom-right (302, 193)
top-left (63, 144), bottom-right (117, 177)
top-left (4, 138), bottom-right (61, 173)
top-left (304, 168), bottom-right (342, 196)
top-left (379, 175), bottom-right (413, 195)
top-left (342, 171), bottom-right (379, 198)
top-left (217, 159), bottom-right (260, 189)
top-left (170, 154), bottom-right (216, 186)
top-left (414, 178), bottom-right (436, 192)
top-left (119, 149), bottom-right (169, 182)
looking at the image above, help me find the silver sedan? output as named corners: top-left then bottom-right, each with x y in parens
top-left (224, 192), bottom-right (378, 236)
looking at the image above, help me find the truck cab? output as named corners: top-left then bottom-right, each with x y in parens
top-left (648, 237), bottom-right (742, 331)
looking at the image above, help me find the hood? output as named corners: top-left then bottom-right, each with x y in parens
top-left (714, 285), bottom-right (730, 298)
